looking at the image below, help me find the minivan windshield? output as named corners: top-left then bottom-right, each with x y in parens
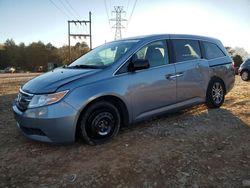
top-left (68, 39), bottom-right (139, 69)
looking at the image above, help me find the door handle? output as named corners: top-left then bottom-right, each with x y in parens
top-left (166, 74), bottom-right (178, 80)
top-left (175, 73), bottom-right (184, 77)
top-left (165, 74), bottom-right (176, 80)
top-left (165, 73), bottom-right (183, 80)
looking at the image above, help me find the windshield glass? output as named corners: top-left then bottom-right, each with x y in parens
top-left (68, 39), bottom-right (139, 69)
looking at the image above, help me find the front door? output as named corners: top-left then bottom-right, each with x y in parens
top-left (128, 40), bottom-right (177, 120)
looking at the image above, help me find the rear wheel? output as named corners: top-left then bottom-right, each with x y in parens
top-left (241, 70), bottom-right (250, 81)
top-left (79, 101), bottom-right (121, 145)
top-left (206, 78), bottom-right (225, 108)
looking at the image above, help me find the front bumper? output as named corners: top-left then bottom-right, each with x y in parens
top-left (12, 100), bottom-right (78, 144)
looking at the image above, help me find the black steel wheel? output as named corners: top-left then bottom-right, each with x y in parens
top-left (79, 101), bottom-right (121, 145)
top-left (206, 78), bottom-right (225, 108)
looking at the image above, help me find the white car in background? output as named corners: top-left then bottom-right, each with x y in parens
top-left (4, 67), bottom-right (16, 73)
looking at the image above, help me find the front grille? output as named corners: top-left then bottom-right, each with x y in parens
top-left (16, 89), bottom-right (33, 111)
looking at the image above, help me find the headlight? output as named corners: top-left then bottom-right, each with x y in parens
top-left (28, 90), bottom-right (69, 108)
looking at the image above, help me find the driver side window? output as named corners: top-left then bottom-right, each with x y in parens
top-left (116, 40), bottom-right (168, 75)
top-left (135, 40), bottom-right (168, 68)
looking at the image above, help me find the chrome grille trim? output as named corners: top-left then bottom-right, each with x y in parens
top-left (19, 88), bottom-right (34, 97)
top-left (16, 89), bottom-right (34, 111)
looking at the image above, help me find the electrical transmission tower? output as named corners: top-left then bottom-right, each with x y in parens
top-left (110, 6), bottom-right (127, 40)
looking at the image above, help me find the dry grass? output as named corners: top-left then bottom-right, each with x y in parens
top-left (224, 77), bottom-right (250, 125)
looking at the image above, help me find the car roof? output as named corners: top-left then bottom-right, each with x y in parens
top-left (245, 58), bottom-right (250, 63)
top-left (118, 34), bottom-right (220, 43)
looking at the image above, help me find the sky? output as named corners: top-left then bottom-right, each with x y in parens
top-left (0, 0), bottom-right (250, 53)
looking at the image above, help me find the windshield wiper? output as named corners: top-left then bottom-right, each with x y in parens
top-left (67, 65), bottom-right (101, 69)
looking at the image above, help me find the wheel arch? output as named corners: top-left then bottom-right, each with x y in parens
top-left (208, 76), bottom-right (226, 93)
top-left (75, 95), bottom-right (130, 140)
top-left (206, 76), bottom-right (226, 108)
top-left (240, 68), bottom-right (249, 75)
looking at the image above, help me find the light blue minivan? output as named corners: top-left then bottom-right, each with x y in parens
top-left (13, 34), bottom-right (235, 145)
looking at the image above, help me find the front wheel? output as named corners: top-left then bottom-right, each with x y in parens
top-left (241, 70), bottom-right (250, 81)
top-left (79, 101), bottom-right (121, 145)
top-left (206, 78), bottom-right (225, 108)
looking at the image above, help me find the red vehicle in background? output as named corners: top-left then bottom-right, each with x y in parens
top-left (232, 62), bottom-right (239, 75)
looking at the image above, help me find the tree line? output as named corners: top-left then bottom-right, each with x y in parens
top-left (0, 39), bottom-right (249, 72)
top-left (226, 47), bottom-right (249, 67)
top-left (0, 39), bottom-right (89, 72)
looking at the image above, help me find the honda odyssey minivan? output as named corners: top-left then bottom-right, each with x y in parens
top-left (13, 34), bottom-right (235, 145)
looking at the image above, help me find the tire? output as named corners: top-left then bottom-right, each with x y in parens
top-left (79, 101), bottom-right (121, 145)
top-left (241, 70), bottom-right (250, 81)
top-left (206, 78), bottom-right (225, 108)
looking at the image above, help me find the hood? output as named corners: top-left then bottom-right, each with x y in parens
top-left (22, 68), bottom-right (99, 94)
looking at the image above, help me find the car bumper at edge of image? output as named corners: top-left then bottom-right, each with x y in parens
top-left (12, 101), bottom-right (78, 144)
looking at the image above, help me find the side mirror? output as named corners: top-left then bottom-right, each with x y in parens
top-left (128, 55), bottom-right (150, 72)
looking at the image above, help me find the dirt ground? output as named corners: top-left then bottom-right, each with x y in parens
top-left (0, 74), bottom-right (249, 188)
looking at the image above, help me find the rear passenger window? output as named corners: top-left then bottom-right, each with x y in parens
top-left (172, 40), bottom-right (201, 62)
top-left (203, 41), bottom-right (225, 60)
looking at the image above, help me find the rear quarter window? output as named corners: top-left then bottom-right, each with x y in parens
top-left (203, 41), bottom-right (225, 60)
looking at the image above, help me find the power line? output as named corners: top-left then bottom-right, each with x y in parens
top-left (128, 0), bottom-right (138, 25)
top-left (104, 0), bottom-right (112, 30)
top-left (109, 0), bottom-right (112, 15)
top-left (64, 0), bottom-right (81, 18)
top-left (49, 0), bottom-right (71, 19)
top-left (60, 0), bottom-right (84, 36)
top-left (58, 0), bottom-right (76, 19)
top-left (126, 0), bottom-right (131, 15)
top-left (104, 0), bottom-right (110, 20)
